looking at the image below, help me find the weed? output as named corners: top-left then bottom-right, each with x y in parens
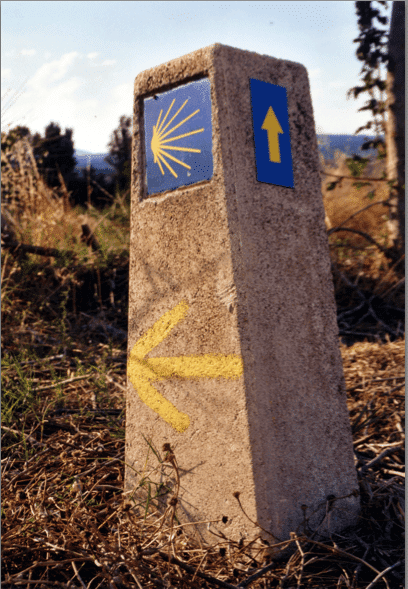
top-left (1, 137), bottom-right (404, 587)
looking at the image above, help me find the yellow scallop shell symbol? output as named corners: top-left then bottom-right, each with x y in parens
top-left (151, 98), bottom-right (204, 179)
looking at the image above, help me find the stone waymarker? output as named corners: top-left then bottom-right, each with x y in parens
top-left (125, 43), bottom-right (360, 547)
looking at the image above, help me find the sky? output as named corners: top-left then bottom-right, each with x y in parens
top-left (1, 1), bottom-right (390, 154)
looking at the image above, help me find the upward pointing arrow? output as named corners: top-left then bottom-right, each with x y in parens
top-left (261, 106), bottom-right (283, 163)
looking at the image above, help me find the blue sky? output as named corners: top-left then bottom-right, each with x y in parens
top-left (1, 1), bottom-right (390, 154)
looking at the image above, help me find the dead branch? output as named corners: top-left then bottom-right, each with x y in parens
top-left (320, 170), bottom-right (391, 182)
top-left (1, 240), bottom-right (75, 259)
top-left (359, 444), bottom-right (404, 476)
top-left (328, 227), bottom-right (401, 264)
top-left (31, 373), bottom-right (94, 392)
top-left (81, 223), bottom-right (100, 251)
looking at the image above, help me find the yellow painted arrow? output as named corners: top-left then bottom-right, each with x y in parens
top-left (127, 300), bottom-right (243, 433)
top-left (261, 106), bottom-right (283, 163)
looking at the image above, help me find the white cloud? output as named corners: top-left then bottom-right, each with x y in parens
top-left (44, 52), bottom-right (52, 60)
top-left (29, 52), bottom-right (80, 89)
top-left (2, 53), bottom-right (85, 136)
top-left (1, 69), bottom-right (12, 79)
top-left (314, 95), bottom-right (373, 135)
top-left (70, 81), bottom-right (134, 152)
top-left (1, 49), bottom-right (127, 152)
top-left (19, 49), bottom-right (36, 57)
top-left (111, 82), bottom-right (133, 103)
top-left (328, 80), bottom-right (345, 89)
top-left (86, 56), bottom-right (116, 68)
top-left (308, 68), bottom-right (321, 79)
top-left (27, 77), bottom-right (84, 128)
top-left (310, 87), bottom-right (324, 101)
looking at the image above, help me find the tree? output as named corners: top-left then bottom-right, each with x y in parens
top-left (68, 165), bottom-right (116, 209)
top-left (1, 125), bottom-right (32, 173)
top-left (385, 1), bottom-right (405, 255)
top-left (346, 1), bottom-right (405, 262)
top-left (105, 115), bottom-right (132, 194)
top-left (1, 124), bottom-right (31, 150)
top-left (348, 1), bottom-right (389, 151)
top-left (32, 122), bottom-right (77, 189)
top-left (1, 126), bottom-right (42, 205)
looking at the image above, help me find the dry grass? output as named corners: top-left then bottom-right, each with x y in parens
top-left (318, 152), bottom-right (405, 346)
top-left (1, 137), bottom-right (129, 263)
top-left (1, 139), bottom-right (405, 588)
top-left (321, 152), bottom-right (404, 282)
top-left (1, 336), bottom-right (404, 588)
top-left (322, 152), bottom-right (390, 247)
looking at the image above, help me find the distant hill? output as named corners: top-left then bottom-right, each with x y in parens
top-left (75, 149), bottom-right (95, 156)
top-left (317, 134), bottom-right (383, 163)
top-left (74, 152), bottom-right (116, 177)
top-left (73, 135), bottom-right (383, 177)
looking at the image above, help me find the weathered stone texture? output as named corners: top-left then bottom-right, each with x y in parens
top-left (125, 44), bottom-right (360, 547)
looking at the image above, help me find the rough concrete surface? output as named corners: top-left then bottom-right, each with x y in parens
top-left (125, 43), bottom-right (360, 548)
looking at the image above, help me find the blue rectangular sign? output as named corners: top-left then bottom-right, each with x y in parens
top-left (144, 78), bottom-right (213, 195)
top-left (249, 78), bottom-right (294, 188)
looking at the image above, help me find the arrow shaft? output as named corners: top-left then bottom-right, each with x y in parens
top-left (266, 130), bottom-right (281, 163)
top-left (146, 354), bottom-right (243, 380)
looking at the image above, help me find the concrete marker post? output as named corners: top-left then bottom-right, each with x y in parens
top-left (125, 43), bottom-right (360, 547)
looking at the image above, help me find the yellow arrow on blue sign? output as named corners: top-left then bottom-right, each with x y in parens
top-left (261, 105), bottom-right (284, 163)
top-left (250, 78), bottom-right (294, 188)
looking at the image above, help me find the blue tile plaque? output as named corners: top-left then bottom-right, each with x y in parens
top-left (144, 78), bottom-right (213, 195)
top-left (250, 78), bottom-right (294, 188)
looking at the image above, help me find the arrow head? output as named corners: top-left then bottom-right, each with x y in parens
top-left (261, 106), bottom-right (283, 134)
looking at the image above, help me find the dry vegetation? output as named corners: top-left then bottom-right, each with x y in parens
top-left (322, 151), bottom-right (390, 248)
top-left (1, 139), bottom-right (405, 588)
top-left (319, 150), bottom-right (404, 346)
